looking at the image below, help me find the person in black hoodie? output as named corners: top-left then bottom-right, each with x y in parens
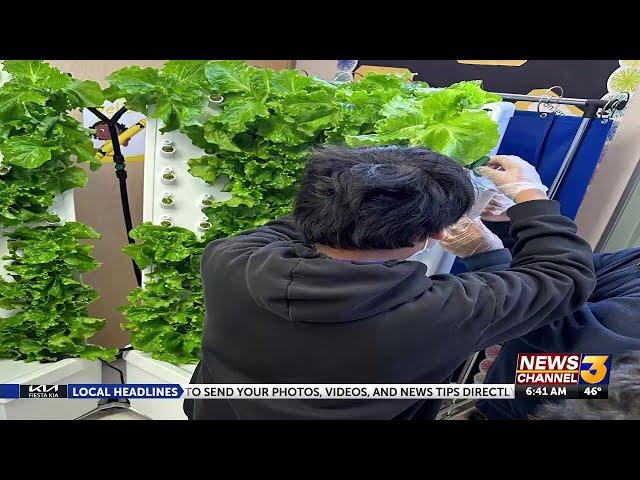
top-left (184, 146), bottom-right (596, 420)
top-left (471, 212), bottom-right (640, 420)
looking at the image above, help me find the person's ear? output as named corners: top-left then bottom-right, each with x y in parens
top-left (431, 231), bottom-right (446, 241)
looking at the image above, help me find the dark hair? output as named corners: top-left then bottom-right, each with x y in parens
top-left (534, 351), bottom-right (640, 420)
top-left (293, 145), bottom-right (475, 250)
top-left (90, 120), bottom-right (128, 132)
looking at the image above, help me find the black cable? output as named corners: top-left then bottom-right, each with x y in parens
top-left (99, 345), bottom-right (134, 385)
top-left (88, 106), bottom-right (142, 287)
top-left (114, 161), bottom-right (142, 287)
top-left (85, 109), bottom-right (141, 396)
top-left (102, 360), bottom-right (126, 384)
top-left (99, 352), bottom-right (133, 407)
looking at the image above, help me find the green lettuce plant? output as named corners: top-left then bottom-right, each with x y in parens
top-left (0, 60), bottom-right (104, 227)
top-left (0, 222), bottom-right (116, 362)
top-left (119, 224), bottom-right (205, 364)
top-left (109, 61), bottom-right (502, 364)
top-left (0, 60), bottom-right (113, 362)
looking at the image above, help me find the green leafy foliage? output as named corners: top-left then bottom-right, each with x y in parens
top-left (0, 61), bottom-right (111, 363)
top-left (0, 222), bottom-right (116, 362)
top-left (105, 61), bottom-right (209, 133)
top-left (111, 61), bottom-right (502, 364)
top-left (0, 60), bottom-right (104, 227)
top-left (120, 224), bottom-right (205, 364)
top-left (107, 62), bottom-right (501, 240)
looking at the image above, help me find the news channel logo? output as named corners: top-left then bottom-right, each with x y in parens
top-left (515, 353), bottom-right (611, 399)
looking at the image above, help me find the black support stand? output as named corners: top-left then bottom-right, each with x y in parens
top-left (88, 106), bottom-right (142, 288)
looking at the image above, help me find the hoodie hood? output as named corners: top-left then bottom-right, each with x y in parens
top-left (246, 241), bottom-right (433, 323)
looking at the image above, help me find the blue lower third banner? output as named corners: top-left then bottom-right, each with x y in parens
top-left (0, 384), bottom-right (20, 399)
top-left (2, 383), bottom-right (517, 400)
top-left (68, 384), bottom-right (184, 399)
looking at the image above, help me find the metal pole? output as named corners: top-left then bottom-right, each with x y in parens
top-left (436, 399), bottom-right (476, 420)
top-left (457, 351), bottom-right (481, 384)
top-left (548, 117), bottom-right (592, 199)
top-left (442, 350), bottom-right (483, 417)
top-left (494, 93), bottom-right (609, 109)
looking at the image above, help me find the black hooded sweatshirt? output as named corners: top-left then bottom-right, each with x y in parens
top-left (185, 199), bottom-right (596, 420)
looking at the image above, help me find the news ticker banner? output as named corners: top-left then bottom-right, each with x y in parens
top-left (0, 354), bottom-right (612, 402)
top-left (0, 384), bottom-right (514, 400)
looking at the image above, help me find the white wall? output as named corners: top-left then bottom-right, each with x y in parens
top-left (295, 60), bottom-right (338, 80)
top-left (574, 85), bottom-right (640, 248)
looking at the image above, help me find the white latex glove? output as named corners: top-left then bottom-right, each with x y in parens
top-left (482, 192), bottom-right (514, 216)
top-left (440, 215), bottom-right (504, 258)
top-left (475, 155), bottom-right (548, 200)
top-left (467, 172), bottom-right (514, 218)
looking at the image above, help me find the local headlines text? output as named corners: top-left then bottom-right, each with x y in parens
top-left (0, 384), bottom-right (515, 400)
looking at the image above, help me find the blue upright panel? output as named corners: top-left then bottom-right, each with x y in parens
top-left (497, 110), bottom-right (612, 220)
top-left (450, 110), bottom-right (612, 275)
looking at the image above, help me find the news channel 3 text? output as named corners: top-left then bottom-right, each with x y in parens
top-left (514, 353), bottom-right (611, 400)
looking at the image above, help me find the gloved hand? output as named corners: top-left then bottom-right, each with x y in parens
top-left (440, 215), bottom-right (504, 258)
top-left (482, 192), bottom-right (514, 216)
top-left (475, 155), bottom-right (548, 200)
top-left (467, 174), bottom-right (514, 218)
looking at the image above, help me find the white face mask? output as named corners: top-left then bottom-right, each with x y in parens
top-left (403, 238), bottom-right (436, 262)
